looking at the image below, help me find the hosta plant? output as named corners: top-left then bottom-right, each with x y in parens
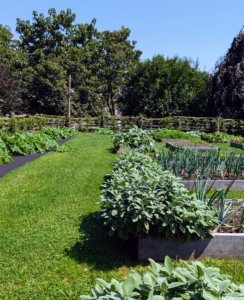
top-left (99, 152), bottom-right (218, 241)
top-left (81, 256), bottom-right (244, 300)
top-left (112, 126), bottom-right (156, 153)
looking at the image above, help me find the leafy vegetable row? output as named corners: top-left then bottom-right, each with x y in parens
top-left (0, 127), bottom-right (78, 164)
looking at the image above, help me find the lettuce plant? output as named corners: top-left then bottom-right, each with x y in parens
top-left (81, 256), bottom-right (244, 299)
top-left (99, 152), bottom-right (218, 241)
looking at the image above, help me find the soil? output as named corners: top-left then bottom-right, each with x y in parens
top-left (216, 201), bottom-right (244, 233)
top-left (171, 141), bottom-right (210, 147)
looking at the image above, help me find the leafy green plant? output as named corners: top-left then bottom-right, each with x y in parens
top-left (159, 117), bottom-right (173, 129)
top-left (8, 117), bottom-right (18, 133)
top-left (81, 256), bottom-right (244, 299)
top-left (201, 132), bottom-right (233, 143)
top-left (158, 148), bottom-right (244, 180)
top-left (42, 126), bottom-right (78, 140)
top-left (0, 137), bottom-right (12, 164)
top-left (194, 178), bottom-right (244, 231)
top-left (185, 130), bottom-right (202, 138)
top-left (99, 151), bottom-right (218, 241)
top-left (95, 128), bottom-right (114, 135)
top-left (112, 125), bottom-right (156, 153)
top-left (153, 128), bottom-right (190, 141)
top-left (0, 130), bottom-right (58, 155)
top-left (230, 136), bottom-right (244, 144)
top-left (202, 118), bottom-right (210, 129)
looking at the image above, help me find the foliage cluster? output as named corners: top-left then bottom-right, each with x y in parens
top-left (211, 27), bottom-right (244, 118)
top-left (41, 126), bottom-right (78, 140)
top-left (152, 129), bottom-right (191, 141)
top-left (0, 126), bottom-right (77, 160)
top-left (99, 151), bottom-right (218, 241)
top-left (230, 136), bottom-right (244, 144)
top-left (112, 126), bottom-right (156, 153)
top-left (194, 179), bottom-right (244, 232)
top-left (0, 130), bottom-right (58, 156)
top-left (201, 132), bottom-right (234, 143)
top-left (185, 130), bottom-right (202, 138)
top-left (118, 55), bottom-right (210, 118)
top-left (0, 9), bottom-right (214, 119)
top-left (158, 148), bottom-right (244, 179)
top-left (0, 8), bottom-right (142, 117)
top-left (94, 127), bottom-right (114, 135)
top-left (81, 255), bottom-right (244, 300)
top-left (6, 116), bottom-right (48, 133)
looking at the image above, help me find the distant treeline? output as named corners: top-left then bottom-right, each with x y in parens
top-left (0, 8), bottom-right (243, 118)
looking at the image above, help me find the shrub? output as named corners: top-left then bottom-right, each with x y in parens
top-left (81, 256), bottom-right (244, 299)
top-left (112, 126), bottom-right (156, 153)
top-left (99, 152), bottom-right (218, 241)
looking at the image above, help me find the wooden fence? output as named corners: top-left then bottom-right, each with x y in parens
top-left (1, 114), bottom-right (244, 135)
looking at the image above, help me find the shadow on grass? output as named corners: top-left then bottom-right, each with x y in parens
top-left (65, 212), bottom-right (141, 271)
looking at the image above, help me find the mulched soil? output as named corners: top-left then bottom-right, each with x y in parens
top-left (0, 138), bottom-right (71, 179)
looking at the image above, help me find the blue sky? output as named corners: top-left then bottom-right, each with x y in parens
top-left (1, 0), bottom-right (244, 72)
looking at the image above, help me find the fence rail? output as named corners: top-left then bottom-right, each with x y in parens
top-left (1, 114), bottom-right (244, 135)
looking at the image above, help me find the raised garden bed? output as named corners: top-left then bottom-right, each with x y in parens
top-left (230, 141), bottom-right (244, 150)
top-left (182, 179), bottom-right (244, 190)
top-left (165, 140), bottom-right (219, 152)
top-left (138, 233), bottom-right (244, 261)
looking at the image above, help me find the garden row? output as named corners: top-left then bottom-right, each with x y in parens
top-left (81, 126), bottom-right (244, 299)
top-left (0, 126), bottom-right (78, 164)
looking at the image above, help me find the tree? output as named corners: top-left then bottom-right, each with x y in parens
top-left (0, 25), bottom-right (25, 115)
top-left (210, 28), bottom-right (244, 118)
top-left (89, 27), bottom-right (142, 115)
top-left (0, 65), bottom-right (22, 115)
top-left (16, 8), bottom-right (98, 115)
top-left (118, 55), bottom-right (210, 117)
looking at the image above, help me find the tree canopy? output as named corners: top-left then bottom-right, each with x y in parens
top-left (118, 55), bottom-right (210, 117)
top-left (211, 27), bottom-right (244, 118)
top-left (0, 7), bottom-right (215, 118)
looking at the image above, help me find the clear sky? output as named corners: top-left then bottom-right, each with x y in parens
top-left (1, 0), bottom-right (244, 72)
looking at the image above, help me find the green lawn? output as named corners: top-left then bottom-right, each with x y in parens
top-left (0, 133), bottom-right (244, 299)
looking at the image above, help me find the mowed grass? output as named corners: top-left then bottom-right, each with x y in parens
top-left (0, 133), bottom-right (244, 299)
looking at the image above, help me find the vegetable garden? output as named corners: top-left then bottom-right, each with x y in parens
top-left (1, 124), bottom-right (244, 298)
